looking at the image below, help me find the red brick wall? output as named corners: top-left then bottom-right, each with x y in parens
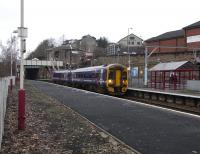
top-left (159, 39), bottom-right (176, 53)
top-left (186, 28), bottom-right (200, 49)
top-left (146, 41), bottom-right (159, 53)
top-left (146, 37), bottom-right (186, 53)
top-left (177, 37), bottom-right (187, 52)
top-left (187, 42), bottom-right (200, 48)
top-left (186, 28), bottom-right (200, 36)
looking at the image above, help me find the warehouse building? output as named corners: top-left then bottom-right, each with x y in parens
top-left (145, 21), bottom-right (200, 54)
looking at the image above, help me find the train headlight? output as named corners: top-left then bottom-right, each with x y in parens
top-left (108, 79), bottom-right (114, 85)
top-left (122, 80), bottom-right (127, 85)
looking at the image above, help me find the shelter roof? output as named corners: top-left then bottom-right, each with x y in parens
top-left (149, 61), bottom-right (190, 71)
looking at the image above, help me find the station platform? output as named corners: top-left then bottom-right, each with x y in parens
top-left (128, 87), bottom-right (200, 99)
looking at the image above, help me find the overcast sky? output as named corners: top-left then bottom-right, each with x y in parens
top-left (0, 0), bottom-right (200, 52)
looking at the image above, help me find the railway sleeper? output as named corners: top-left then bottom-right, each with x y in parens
top-left (151, 93), bottom-right (158, 101)
top-left (158, 94), bottom-right (166, 102)
top-left (144, 92), bottom-right (150, 99)
top-left (185, 98), bottom-right (196, 107)
top-left (166, 95), bottom-right (174, 103)
top-left (175, 96), bottom-right (184, 105)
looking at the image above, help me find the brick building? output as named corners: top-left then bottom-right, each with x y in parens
top-left (145, 21), bottom-right (200, 55)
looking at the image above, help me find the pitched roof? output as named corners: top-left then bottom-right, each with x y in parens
top-left (118, 33), bottom-right (143, 43)
top-left (183, 21), bottom-right (200, 29)
top-left (149, 61), bottom-right (189, 71)
top-left (145, 29), bottom-right (185, 42)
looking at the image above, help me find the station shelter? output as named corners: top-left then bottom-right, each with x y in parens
top-left (148, 61), bottom-right (199, 90)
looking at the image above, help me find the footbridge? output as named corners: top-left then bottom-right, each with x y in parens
top-left (17, 59), bottom-right (63, 80)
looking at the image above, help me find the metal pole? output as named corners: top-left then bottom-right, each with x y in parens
top-left (69, 44), bottom-right (72, 70)
top-left (144, 47), bottom-right (148, 86)
top-left (11, 37), bottom-right (13, 77)
top-left (128, 29), bottom-right (130, 69)
top-left (18, 0), bottom-right (26, 130)
top-left (19, 0), bottom-right (24, 90)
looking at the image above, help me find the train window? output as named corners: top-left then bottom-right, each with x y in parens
top-left (109, 71), bottom-right (115, 79)
top-left (96, 71), bottom-right (100, 79)
top-left (103, 70), bottom-right (107, 80)
top-left (122, 72), bottom-right (127, 80)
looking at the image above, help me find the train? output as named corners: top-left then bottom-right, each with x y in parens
top-left (52, 63), bottom-right (128, 95)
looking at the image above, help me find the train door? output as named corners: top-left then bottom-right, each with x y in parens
top-left (108, 69), bottom-right (121, 87)
top-left (115, 70), bottom-right (121, 86)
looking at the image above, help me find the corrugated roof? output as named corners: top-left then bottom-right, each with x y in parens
top-left (145, 30), bottom-right (184, 42)
top-left (183, 21), bottom-right (200, 29)
top-left (149, 61), bottom-right (188, 71)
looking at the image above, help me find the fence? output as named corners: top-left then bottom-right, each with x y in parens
top-left (0, 61), bottom-right (17, 78)
top-left (0, 76), bottom-right (15, 149)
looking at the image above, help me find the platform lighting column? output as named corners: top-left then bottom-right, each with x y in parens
top-left (144, 47), bottom-right (148, 86)
top-left (69, 44), bottom-right (72, 70)
top-left (10, 30), bottom-right (18, 91)
top-left (127, 27), bottom-right (132, 70)
top-left (144, 46), bottom-right (158, 87)
top-left (18, 0), bottom-right (27, 130)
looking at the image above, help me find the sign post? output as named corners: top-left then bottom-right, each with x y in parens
top-left (18, 0), bottom-right (28, 130)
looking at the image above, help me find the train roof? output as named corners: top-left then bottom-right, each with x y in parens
top-left (52, 64), bottom-right (127, 74)
top-left (72, 65), bottom-right (105, 73)
top-left (107, 63), bottom-right (127, 69)
top-left (53, 70), bottom-right (70, 73)
top-left (72, 64), bottom-right (127, 73)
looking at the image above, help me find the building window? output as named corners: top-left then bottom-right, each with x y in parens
top-left (130, 37), bottom-right (135, 40)
top-left (54, 51), bottom-right (59, 58)
top-left (132, 42), bottom-right (134, 45)
top-left (137, 42), bottom-right (140, 45)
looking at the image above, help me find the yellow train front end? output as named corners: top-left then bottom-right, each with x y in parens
top-left (106, 64), bottom-right (128, 95)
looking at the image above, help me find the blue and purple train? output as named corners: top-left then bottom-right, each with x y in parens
top-left (52, 63), bottom-right (128, 95)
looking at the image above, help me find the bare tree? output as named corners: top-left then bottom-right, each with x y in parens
top-left (0, 37), bottom-right (18, 77)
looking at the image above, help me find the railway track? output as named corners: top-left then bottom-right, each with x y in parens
top-left (38, 79), bottom-right (200, 115)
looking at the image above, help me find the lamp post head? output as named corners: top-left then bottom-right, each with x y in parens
top-left (13, 30), bottom-right (18, 34)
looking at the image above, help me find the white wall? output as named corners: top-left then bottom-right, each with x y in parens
top-left (118, 34), bottom-right (143, 47)
top-left (186, 80), bottom-right (200, 91)
top-left (0, 76), bottom-right (15, 149)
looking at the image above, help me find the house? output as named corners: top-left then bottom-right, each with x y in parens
top-left (106, 33), bottom-right (143, 56)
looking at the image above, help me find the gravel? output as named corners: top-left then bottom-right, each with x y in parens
top-left (0, 81), bottom-right (136, 154)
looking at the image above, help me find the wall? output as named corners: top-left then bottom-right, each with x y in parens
top-left (186, 28), bottom-right (200, 49)
top-left (186, 80), bottom-right (200, 91)
top-left (97, 51), bottom-right (197, 69)
top-left (146, 37), bottom-right (187, 53)
top-left (118, 34), bottom-right (143, 47)
top-left (0, 77), bottom-right (14, 149)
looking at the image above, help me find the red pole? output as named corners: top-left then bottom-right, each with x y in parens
top-left (18, 89), bottom-right (25, 130)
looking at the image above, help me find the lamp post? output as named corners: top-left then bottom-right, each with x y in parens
top-left (18, 0), bottom-right (27, 130)
top-left (11, 30), bottom-right (18, 77)
top-left (117, 46), bottom-right (120, 63)
top-left (144, 46), bottom-right (158, 86)
top-left (69, 44), bottom-right (72, 70)
top-left (127, 27), bottom-right (132, 70)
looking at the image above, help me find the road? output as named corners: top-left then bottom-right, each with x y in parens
top-left (30, 80), bottom-right (200, 154)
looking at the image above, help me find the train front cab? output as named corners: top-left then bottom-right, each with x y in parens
top-left (106, 64), bottom-right (128, 95)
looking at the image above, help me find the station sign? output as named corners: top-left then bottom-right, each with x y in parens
top-left (131, 67), bottom-right (138, 77)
